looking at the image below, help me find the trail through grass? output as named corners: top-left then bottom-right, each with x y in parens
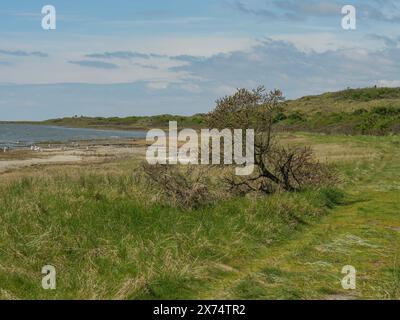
top-left (196, 134), bottom-right (400, 299)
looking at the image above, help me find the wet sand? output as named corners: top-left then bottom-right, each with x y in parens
top-left (0, 138), bottom-right (147, 174)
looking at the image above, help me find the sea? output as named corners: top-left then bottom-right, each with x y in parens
top-left (0, 124), bottom-right (147, 149)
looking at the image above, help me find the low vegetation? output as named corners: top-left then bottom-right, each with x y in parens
top-left (275, 105), bottom-right (400, 135)
top-left (37, 114), bottom-right (205, 130)
top-left (142, 163), bottom-right (219, 210)
top-left (284, 86), bottom-right (400, 113)
top-left (0, 156), bottom-right (343, 299)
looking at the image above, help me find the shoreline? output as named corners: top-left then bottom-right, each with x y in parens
top-left (0, 137), bottom-right (148, 174)
top-left (0, 123), bottom-right (149, 150)
top-left (0, 121), bottom-right (153, 132)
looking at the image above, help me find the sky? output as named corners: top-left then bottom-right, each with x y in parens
top-left (1, 0), bottom-right (400, 120)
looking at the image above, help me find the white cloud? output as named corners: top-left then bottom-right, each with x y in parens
top-left (269, 33), bottom-right (361, 53)
top-left (212, 85), bottom-right (237, 96)
top-left (377, 79), bottom-right (400, 87)
top-left (180, 83), bottom-right (203, 93)
top-left (0, 34), bottom-right (256, 85)
top-left (146, 81), bottom-right (170, 90)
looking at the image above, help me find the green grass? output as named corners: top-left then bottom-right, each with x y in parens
top-left (0, 160), bottom-right (342, 299)
top-left (198, 133), bottom-right (400, 300)
top-left (285, 87), bottom-right (400, 114)
top-left (0, 133), bottom-right (399, 299)
top-left (275, 106), bottom-right (400, 135)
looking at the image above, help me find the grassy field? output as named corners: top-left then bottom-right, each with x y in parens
top-left (0, 132), bottom-right (399, 299)
top-left (200, 133), bottom-right (400, 299)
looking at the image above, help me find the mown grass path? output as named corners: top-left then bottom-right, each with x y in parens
top-left (198, 134), bottom-right (400, 299)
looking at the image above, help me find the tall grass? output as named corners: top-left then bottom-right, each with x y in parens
top-left (0, 162), bottom-right (343, 299)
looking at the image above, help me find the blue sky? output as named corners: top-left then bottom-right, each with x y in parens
top-left (1, 0), bottom-right (400, 120)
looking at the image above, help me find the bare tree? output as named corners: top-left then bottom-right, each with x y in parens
top-left (207, 86), bottom-right (333, 194)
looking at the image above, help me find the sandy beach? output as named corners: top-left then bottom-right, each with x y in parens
top-left (0, 138), bottom-right (147, 174)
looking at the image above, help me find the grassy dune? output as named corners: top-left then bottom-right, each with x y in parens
top-left (285, 87), bottom-right (400, 114)
top-left (0, 133), bottom-right (399, 299)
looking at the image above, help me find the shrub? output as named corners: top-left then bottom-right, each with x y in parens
top-left (287, 112), bottom-right (306, 123)
top-left (352, 108), bottom-right (368, 115)
top-left (371, 106), bottom-right (400, 116)
top-left (273, 112), bottom-right (287, 123)
top-left (206, 86), bottom-right (336, 195)
top-left (141, 163), bottom-right (216, 210)
top-left (226, 145), bottom-right (337, 195)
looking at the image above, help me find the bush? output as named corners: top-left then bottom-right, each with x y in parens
top-left (273, 112), bottom-right (287, 123)
top-left (226, 145), bottom-right (337, 195)
top-left (286, 112), bottom-right (306, 123)
top-left (352, 108), bottom-right (368, 115)
top-left (371, 106), bottom-right (400, 116)
top-left (141, 163), bottom-right (216, 210)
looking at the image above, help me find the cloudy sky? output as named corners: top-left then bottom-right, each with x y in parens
top-left (1, 0), bottom-right (400, 120)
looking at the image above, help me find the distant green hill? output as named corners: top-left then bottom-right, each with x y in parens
top-left (279, 87), bottom-right (400, 135)
top-left (11, 87), bottom-right (400, 135)
top-left (285, 87), bottom-right (400, 114)
top-left (38, 113), bottom-right (207, 130)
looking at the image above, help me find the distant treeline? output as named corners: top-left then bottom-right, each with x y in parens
top-left (40, 114), bottom-right (206, 130)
